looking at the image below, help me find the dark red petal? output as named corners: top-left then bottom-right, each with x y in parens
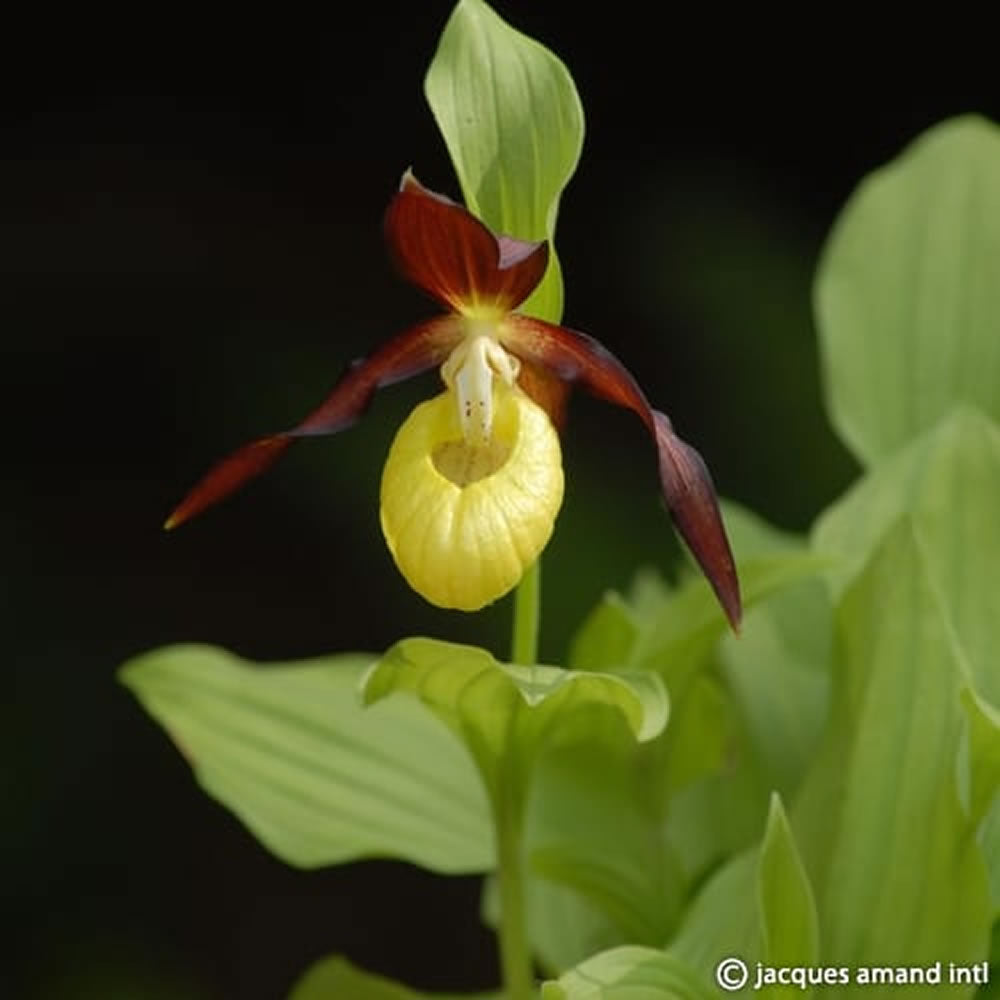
top-left (653, 412), bottom-right (742, 630)
top-left (163, 435), bottom-right (291, 531)
top-left (502, 315), bottom-right (741, 629)
top-left (384, 171), bottom-right (548, 314)
top-left (516, 359), bottom-right (571, 431)
top-left (164, 315), bottom-right (463, 530)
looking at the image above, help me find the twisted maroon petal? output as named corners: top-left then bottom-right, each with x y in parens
top-left (501, 314), bottom-right (741, 629)
top-left (384, 171), bottom-right (549, 314)
top-left (516, 359), bottom-right (571, 431)
top-left (165, 315), bottom-right (463, 530)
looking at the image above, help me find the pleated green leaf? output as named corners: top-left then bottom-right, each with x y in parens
top-left (490, 875), bottom-right (621, 978)
top-left (541, 946), bottom-right (716, 1000)
top-left (526, 711), bottom-right (686, 952)
top-left (572, 504), bottom-right (828, 688)
top-left (960, 687), bottom-right (1000, 912)
top-left (756, 795), bottom-right (819, 1000)
top-left (364, 638), bottom-right (669, 977)
top-left (568, 594), bottom-right (636, 673)
top-left (543, 506), bottom-right (831, 973)
top-left (814, 407), bottom-right (1000, 706)
top-left (979, 798), bottom-right (1000, 916)
top-left (362, 638), bottom-right (667, 810)
top-left (484, 670), bottom-right (732, 976)
top-left (669, 523), bottom-right (991, 995)
top-left (570, 506), bottom-right (830, 885)
top-left (716, 505), bottom-right (832, 802)
top-left (288, 957), bottom-right (424, 1000)
top-left (718, 589), bottom-right (830, 802)
top-left (667, 848), bottom-right (761, 980)
top-left (960, 686), bottom-right (1000, 829)
top-left (120, 645), bottom-right (492, 873)
top-left (816, 115), bottom-right (1000, 466)
top-left (570, 552), bottom-right (827, 691)
top-left (287, 955), bottom-right (500, 1000)
top-left (791, 521), bottom-right (990, 987)
top-left (426, 0), bottom-right (584, 323)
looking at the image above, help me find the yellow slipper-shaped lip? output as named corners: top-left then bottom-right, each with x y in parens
top-left (380, 385), bottom-right (563, 611)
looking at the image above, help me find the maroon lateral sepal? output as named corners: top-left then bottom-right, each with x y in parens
top-left (164, 315), bottom-right (463, 530)
top-left (502, 314), bottom-right (741, 629)
top-left (653, 412), bottom-right (741, 630)
top-left (163, 436), bottom-right (292, 530)
top-left (516, 359), bottom-right (571, 431)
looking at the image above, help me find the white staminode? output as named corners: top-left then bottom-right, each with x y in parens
top-left (440, 333), bottom-right (520, 444)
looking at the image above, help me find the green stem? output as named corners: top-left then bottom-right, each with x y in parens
top-left (491, 563), bottom-right (542, 998)
top-left (496, 786), bottom-right (532, 999)
top-left (511, 559), bottom-right (541, 665)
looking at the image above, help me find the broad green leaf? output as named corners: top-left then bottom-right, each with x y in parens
top-left (426, 0), bottom-right (584, 322)
top-left (980, 796), bottom-right (1000, 916)
top-left (559, 505), bottom-right (832, 954)
top-left (718, 579), bottom-right (831, 800)
top-left (639, 551), bottom-right (829, 669)
top-left (481, 710), bottom-right (688, 977)
top-left (657, 673), bottom-right (733, 801)
top-left (501, 877), bottom-right (625, 978)
top-left (364, 639), bottom-right (668, 980)
top-left (723, 504), bottom-right (833, 675)
top-left (287, 955), bottom-right (501, 1000)
top-left (664, 753), bottom-right (768, 892)
top-left (670, 523), bottom-right (993, 994)
top-left (526, 710), bottom-right (687, 949)
top-left (632, 675), bottom-right (741, 889)
top-left (814, 407), bottom-right (1000, 706)
top-left (362, 638), bottom-right (667, 814)
top-left (651, 506), bottom-right (830, 842)
top-left (960, 686), bottom-right (1000, 829)
top-left (502, 676), bottom-right (735, 974)
top-left (568, 594), bottom-right (637, 673)
top-left (711, 503), bottom-right (833, 802)
top-left (667, 848), bottom-right (761, 980)
top-left (288, 957), bottom-right (424, 1000)
top-left (571, 553), bottom-right (826, 688)
top-left (756, 795), bottom-right (819, 999)
top-left (792, 521), bottom-right (990, 986)
top-left (479, 676), bottom-right (725, 973)
top-left (541, 946), bottom-right (716, 1000)
top-left (960, 687), bottom-right (1000, 913)
top-left (815, 115), bottom-right (1000, 466)
top-left (570, 504), bottom-right (826, 680)
top-left (572, 506), bottom-right (831, 883)
top-left (120, 645), bottom-right (492, 873)
top-left (720, 501), bottom-right (812, 560)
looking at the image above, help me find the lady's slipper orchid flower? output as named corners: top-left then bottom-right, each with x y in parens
top-left (165, 171), bottom-right (741, 628)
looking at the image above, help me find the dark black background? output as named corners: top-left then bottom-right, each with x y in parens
top-left (4, 6), bottom-right (996, 998)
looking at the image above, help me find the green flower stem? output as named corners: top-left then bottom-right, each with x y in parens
top-left (511, 559), bottom-right (541, 665)
top-left (495, 779), bottom-right (533, 1000)
top-left (490, 562), bottom-right (543, 998)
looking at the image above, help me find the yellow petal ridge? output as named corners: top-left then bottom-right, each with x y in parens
top-left (380, 385), bottom-right (563, 611)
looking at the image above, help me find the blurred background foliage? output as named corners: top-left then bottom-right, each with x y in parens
top-left (3, 5), bottom-right (996, 998)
